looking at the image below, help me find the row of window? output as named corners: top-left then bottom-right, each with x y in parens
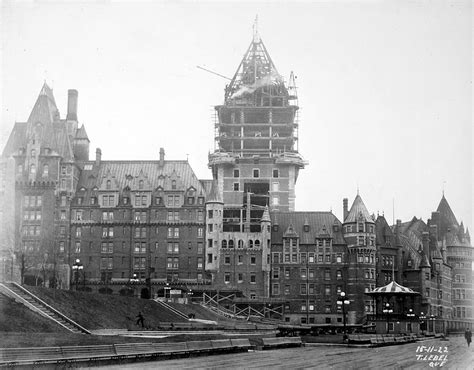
top-left (95, 256), bottom-right (205, 271)
top-left (224, 272), bottom-right (257, 284)
top-left (72, 209), bottom-right (206, 222)
top-left (344, 224), bottom-right (375, 233)
top-left (22, 226), bottom-right (41, 236)
top-left (272, 267), bottom-right (344, 281)
top-left (224, 255), bottom-right (257, 265)
top-left (232, 168), bottom-right (280, 178)
top-left (73, 194), bottom-right (205, 207)
top-left (23, 210), bottom-right (42, 221)
top-left (272, 252), bottom-right (344, 264)
top-left (23, 195), bottom-right (42, 207)
top-left (68, 226), bottom-right (204, 238)
top-left (70, 240), bottom-right (204, 255)
top-left (272, 283), bottom-right (341, 297)
top-left (221, 239), bottom-right (261, 249)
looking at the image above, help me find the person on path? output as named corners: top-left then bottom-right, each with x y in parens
top-left (465, 328), bottom-right (472, 347)
top-left (136, 312), bottom-right (144, 328)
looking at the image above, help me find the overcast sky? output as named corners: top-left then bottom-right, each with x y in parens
top-left (1, 0), bottom-right (472, 234)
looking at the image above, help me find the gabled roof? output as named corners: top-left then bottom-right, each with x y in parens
top-left (344, 194), bottom-right (373, 223)
top-left (375, 215), bottom-right (395, 245)
top-left (270, 211), bottom-right (345, 245)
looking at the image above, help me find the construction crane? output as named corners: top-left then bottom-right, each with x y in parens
top-left (196, 65), bottom-right (231, 80)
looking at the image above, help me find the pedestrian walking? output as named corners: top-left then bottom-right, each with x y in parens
top-left (465, 328), bottom-right (471, 347)
top-left (136, 311), bottom-right (144, 328)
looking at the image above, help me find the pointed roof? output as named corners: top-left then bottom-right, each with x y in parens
top-left (261, 205), bottom-right (271, 223)
top-left (206, 180), bottom-right (223, 204)
top-left (27, 83), bottom-right (59, 126)
top-left (283, 223), bottom-right (299, 238)
top-left (75, 124), bottom-right (89, 141)
top-left (367, 281), bottom-right (419, 295)
top-left (224, 34), bottom-right (289, 105)
top-left (344, 194), bottom-right (372, 223)
top-left (437, 195), bottom-right (459, 228)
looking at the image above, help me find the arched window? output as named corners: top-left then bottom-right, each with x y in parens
top-left (106, 180), bottom-right (111, 190)
top-left (43, 164), bottom-right (49, 176)
top-left (221, 240), bottom-right (227, 248)
top-left (228, 240), bottom-right (234, 248)
top-left (30, 164), bottom-right (36, 174)
top-left (172, 180), bottom-right (177, 190)
top-left (254, 239), bottom-right (260, 248)
top-left (248, 240), bottom-right (253, 248)
top-left (238, 240), bottom-right (244, 248)
top-left (139, 180), bottom-right (144, 190)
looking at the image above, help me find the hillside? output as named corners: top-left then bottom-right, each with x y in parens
top-left (26, 286), bottom-right (187, 330)
top-left (0, 294), bottom-right (66, 333)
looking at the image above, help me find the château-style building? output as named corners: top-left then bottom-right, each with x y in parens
top-left (1, 30), bottom-right (472, 333)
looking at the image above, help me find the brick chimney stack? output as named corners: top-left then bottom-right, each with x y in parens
top-left (95, 148), bottom-right (102, 166)
top-left (159, 148), bottom-right (165, 167)
top-left (66, 89), bottom-right (78, 121)
top-left (343, 198), bottom-right (348, 222)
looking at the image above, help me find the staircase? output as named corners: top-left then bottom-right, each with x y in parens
top-left (154, 299), bottom-right (189, 320)
top-left (0, 282), bottom-right (90, 334)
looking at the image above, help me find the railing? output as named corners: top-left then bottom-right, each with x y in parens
top-left (366, 314), bottom-right (420, 322)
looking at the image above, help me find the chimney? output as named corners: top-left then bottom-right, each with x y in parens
top-left (66, 89), bottom-right (78, 121)
top-left (429, 224), bottom-right (438, 240)
top-left (159, 148), bottom-right (165, 167)
top-left (422, 231), bottom-right (430, 257)
top-left (95, 148), bottom-right (102, 166)
top-left (343, 198), bottom-right (348, 222)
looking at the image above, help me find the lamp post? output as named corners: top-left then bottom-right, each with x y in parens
top-left (164, 282), bottom-right (170, 300)
top-left (337, 291), bottom-right (350, 338)
top-left (420, 312), bottom-right (426, 335)
top-left (383, 302), bottom-right (393, 334)
top-left (407, 308), bottom-right (415, 333)
top-left (72, 259), bottom-right (83, 291)
top-left (430, 315), bottom-right (436, 335)
top-left (130, 273), bottom-right (139, 297)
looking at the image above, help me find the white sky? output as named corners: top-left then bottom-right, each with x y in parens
top-left (1, 0), bottom-right (472, 234)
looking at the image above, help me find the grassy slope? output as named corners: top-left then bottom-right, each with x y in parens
top-left (26, 286), bottom-right (187, 330)
top-left (0, 295), bottom-right (67, 333)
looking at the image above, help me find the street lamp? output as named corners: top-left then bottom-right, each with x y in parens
top-left (383, 302), bottom-right (393, 334)
top-left (407, 308), bottom-right (415, 333)
top-left (420, 312), bottom-right (426, 335)
top-left (164, 282), bottom-right (170, 299)
top-left (72, 259), bottom-right (83, 291)
top-left (337, 291), bottom-right (350, 338)
top-left (430, 315), bottom-right (436, 335)
top-left (130, 273), bottom-right (139, 297)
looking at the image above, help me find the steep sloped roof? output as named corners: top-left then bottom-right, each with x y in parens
top-left (437, 195), bottom-right (459, 228)
top-left (375, 215), bottom-right (394, 245)
top-left (77, 160), bottom-right (206, 195)
top-left (1, 122), bottom-right (27, 158)
top-left (270, 211), bottom-right (345, 245)
top-left (344, 194), bottom-right (372, 223)
top-left (75, 124), bottom-right (89, 141)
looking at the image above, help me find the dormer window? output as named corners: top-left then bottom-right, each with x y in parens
top-left (171, 180), bottom-right (177, 190)
top-left (304, 225), bottom-right (309, 232)
top-left (358, 223), bottom-right (364, 232)
top-left (31, 149), bottom-right (36, 158)
top-left (61, 166), bottom-right (66, 175)
top-left (273, 225), bottom-right (279, 232)
top-left (138, 180), bottom-right (144, 190)
top-left (43, 164), bottom-right (49, 176)
top-left (106, 180), bottom-right (111, 190)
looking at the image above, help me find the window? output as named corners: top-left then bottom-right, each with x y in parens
top-left (75, 241), bottom-right (81, 253)
top-left (197, 242), bottom-right (203, 254)
top-left (336, 254), bottom-right (342, 263)
top-left (325, 269), bottom-right (331, 280)
top-left (101, 242), bottom-right (114, 253)
top-left (30, 164), bottom-right (36, 174)
top-left (272, 196), bottom-right (279, 206)
top-left (284, 285), bottom-right (290, 295)
top-left (233, 183), bottom-right (240, 191)
top-left (250, 273), bottom-right (256, 284)
top-left (171, 180), bottom-right (177, 190)
top-left (208, 224), bottom-right (213, 232)
top-left (197, 210), bottom-right (204, 222)
top-left (59, 241), bottom-right (65, 253)
top-left (61, 166), bottom-right (66, 175)
top-left (250, 255), bottom-right (256, 265)
top-left (198, 228), bottom-right (203, 237)
top-left (75, 227), bottom-right (82, 237)
top-left (224, 255), bottom-right (231, 265)
top-left (197, 257), bottom-right (203, 269)
top-left (43, 164), bottom-right (49, 176)
top-left (325, 285), bottom-right (331, 296)
top-left (207, 253), bottom-right (213, 263)
top-left (166, 257), bottom-right (179, 269)
top-left (284, 268), bottom-right (290, 279)
top-left (273, 267), bottom-right (280, 279)
top-left (238, 255), bottom-right (243, 264)
top-left (60, 210), bottom-right (66, 220)
top-left (272, 182), bottom-right (279, 192)
top-left (102, 227), bottom-right (114, 237)
top-left (300, 268), bottom-right (307, 279)
top-left (273, 283), bottom-right (280, 295)
top-left (138, 180), bottom-right (144, 190)
top-left (325, 254), bottom-right (331, 263)
top-left (253, 169), bottom-right (259, 178)
top-left (167, 242), bottom-right (179, 254)
top-left (272, 169), bottom-right (279, 178)
top-left (233, 169), bottom-right (239, 177)
top-left (336, 270), bottom-right (342, 280)
top-left (101, 257), bottom-right (114, 270)
top-left (300, 284), bottom-right (307, 295)
top-left (102, 211), bottom-right (114, 221)
top-left (224, 273), bottom-right (231, 283)
top-left (106, 180), bottom-right (111, 190)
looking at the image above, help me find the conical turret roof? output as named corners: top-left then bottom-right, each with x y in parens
top-left (75, 124), bottom-right (90, 141)
top-left (437, 195), bottom-right (459, 228)
top-left (344, 194), bottom-right (372, 223)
